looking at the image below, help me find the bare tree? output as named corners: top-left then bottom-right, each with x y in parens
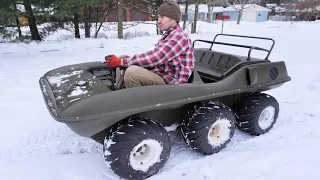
top-left (280, 0), bottom-right (298, 21)
top-left (183, 0), bottom-right (189, 30)
top-left (118, 0), bottom-right (124, 39)
top-left (192, 1), bottom-right (199, 33)
top-left (206, 0), bottom-right (225, 23)
top-left (94, 7), bottom-right (112, 38)
top-left (192, 0), bottom-right (206, 33)
top-left (155, 0), bottom-right (164, 35)
top-left (296, 0), bottom-right (320, 21)
top-left (14, 0), bottom-right (22, 38)
top-left (207, 0), bottom-right (214, 22)
top-left (94, 0), bottom-right (150, 38)
top-left (225, 0), bottom-right (258, 24)
top-left (182, 0), bottom-right (224, 32)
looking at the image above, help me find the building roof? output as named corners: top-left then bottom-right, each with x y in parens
top-left (180, 3), bottom-right (272, 13)
top-left (230, 4), bottom-right (272, 12)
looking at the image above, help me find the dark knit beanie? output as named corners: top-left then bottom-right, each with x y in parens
top-left (158, 1), bottom-right (181, 23)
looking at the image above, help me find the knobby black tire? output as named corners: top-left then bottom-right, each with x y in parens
top-left (103, 116), bottom-right (171, 180)
top-left (233, 92), bottom-right (279, 136)
top-left (181, 101), bottom-right (236, 155)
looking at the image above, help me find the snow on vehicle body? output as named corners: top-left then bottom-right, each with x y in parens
top-left (39, 34), bottom-right (291, 179)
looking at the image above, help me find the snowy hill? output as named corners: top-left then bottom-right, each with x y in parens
top-left (1, 20), bottom-right (320, 180)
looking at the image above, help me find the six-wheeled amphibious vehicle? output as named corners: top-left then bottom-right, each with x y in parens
top-left (39, 34), bottom-right (291, 180)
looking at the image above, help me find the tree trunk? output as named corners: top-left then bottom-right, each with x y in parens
top-left (95, 5), bottom-right (99, 32)
top-left (94, 8), bottom-right (110, 38)
top-left (192, 3), bottom-right (199, 34)
top-left (155, 0), bottom-right (163, 35)
top-left (73, 12), bottom-right (80, 38)
top-left (156, 23), bottom-right (161, 35)
top-left (23, 0), bottom-right (41, 41)
top-left (84, 7), bottom-right (90, 38)
top-left (14, 2), bottom-right (22, 38)
top-left (207, 8), bottom-right (213, 23)
top-left (237, 10), bottom-right (242, 25)
top-left (308, 12), bottom-right (311, 21)
top-left (88, 6), bottom-right (92, 36)
top-left (118, 0), bottom-right (123, 39)
top-left (183, 0), bottom-right (189, 30)
top-left (15, 17), bottom-right (22, 38)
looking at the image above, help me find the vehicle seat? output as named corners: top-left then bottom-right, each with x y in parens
top-left (194, 48), bottom-right (242, 81)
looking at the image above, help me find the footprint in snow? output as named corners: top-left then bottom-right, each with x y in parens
top-left (0, 127), bottom-right (102, 164)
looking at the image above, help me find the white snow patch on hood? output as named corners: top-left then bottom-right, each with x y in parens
top-left (68, 86), bottom-right (88, 97)
top-left (47, 70), bottom-right (83, 87)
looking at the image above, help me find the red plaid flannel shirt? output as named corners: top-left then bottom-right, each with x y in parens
top-left (122, 25), bottom-right (195, 84)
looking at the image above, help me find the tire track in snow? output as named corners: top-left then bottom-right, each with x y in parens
top-left (0, 123), bottom-right (251, 170)
top-left (150, 114), bottom-right (320, 179)
top-left (0, 126), bottom-right (102, 164)
top-left (161, 112), bottom-right (320, 174)
top-left (223, 112), bottom-right (320, 152)
top-left (308, 75), bottom-right (320, 93)
top-left (161, 127), bottom-right (252, 172)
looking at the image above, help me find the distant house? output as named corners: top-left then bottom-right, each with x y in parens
top-left (15, 1), bottom-right (154, 26)
top-left (180, 4), bottom-right (272, 22)
top-left (236, 4), bottom-right (272, 22)
top-left (104, 1), bottom-right (153, 22)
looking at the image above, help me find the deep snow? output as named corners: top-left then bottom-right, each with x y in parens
top-left (1, 20), bottom-right (320, 180)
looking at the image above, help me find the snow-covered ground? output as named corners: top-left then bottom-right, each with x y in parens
top-left (1, 20), bottom-right (320, 180)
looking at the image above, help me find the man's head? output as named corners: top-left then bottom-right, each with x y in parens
top-left (157, 1), bottom-right (181, 31)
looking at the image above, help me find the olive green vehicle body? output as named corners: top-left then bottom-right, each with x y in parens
top-left (39, 34), bottom-right (291, 144)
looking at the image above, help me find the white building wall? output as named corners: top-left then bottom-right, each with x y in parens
top-left (242, 11), bottom-right (257, 22)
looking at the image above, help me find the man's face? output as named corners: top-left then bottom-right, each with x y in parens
top-left (157, 15), bottom-right (176, 31)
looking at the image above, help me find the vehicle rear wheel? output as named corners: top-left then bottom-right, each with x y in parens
top-left (181, 101), bottom-right (236, 155)
top-left (233, 92), bottom-right (279, 135)
top-left (103, 116), bottom-right (171, 180)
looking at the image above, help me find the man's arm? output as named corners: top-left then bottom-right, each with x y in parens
top-left (122, 34), bottom-right (188, 67)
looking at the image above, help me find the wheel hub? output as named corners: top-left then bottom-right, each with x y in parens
top-left (129, 139), bottom-right (163, 172)
top-left (207, 118), bottom-right (231, 146)
top-left (133, 144), bottom-right (148, 159)
top-left (209, 124), bottom-right (222, 140)
top-left (258, 106), bottom-right (275, 130)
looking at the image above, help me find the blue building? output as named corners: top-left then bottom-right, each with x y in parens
top-left (180, 4), bottom-right (271, 22)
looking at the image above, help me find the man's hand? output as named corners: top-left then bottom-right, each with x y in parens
top-left (118, 55), bottom-right (130, 59)
top-left (105, 55), bottom-right (121, 68)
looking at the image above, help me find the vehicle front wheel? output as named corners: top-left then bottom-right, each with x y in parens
top-left (103, 116), bottom-right (171, 180)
